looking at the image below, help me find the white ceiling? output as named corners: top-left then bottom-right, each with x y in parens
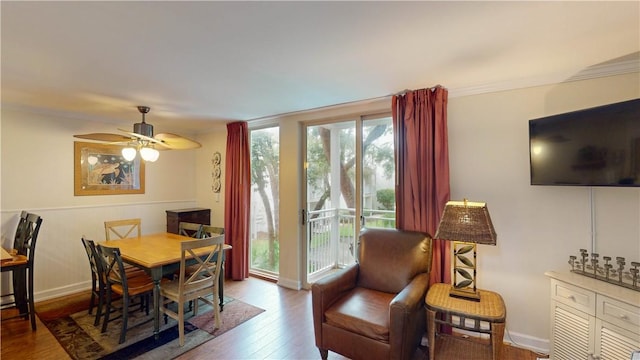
top-left (2, 1), bottom-right (639, 133)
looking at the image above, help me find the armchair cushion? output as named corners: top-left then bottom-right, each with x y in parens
top-left (325, 287), bottom-right (394, 342)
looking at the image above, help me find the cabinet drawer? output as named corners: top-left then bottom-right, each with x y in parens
top-left (551, 279), bottom-right (595, 315)
top-left (596, 294), bottom-right (640, 334)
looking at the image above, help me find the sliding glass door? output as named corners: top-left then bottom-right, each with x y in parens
top-left (303, 115), bottom-right (394, 285)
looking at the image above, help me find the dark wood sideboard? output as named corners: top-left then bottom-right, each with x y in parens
top-left (166, 208), bottom-right (211, 234)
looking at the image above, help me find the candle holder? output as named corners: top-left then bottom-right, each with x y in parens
top-left (568, 249), bottom-right (639, 292)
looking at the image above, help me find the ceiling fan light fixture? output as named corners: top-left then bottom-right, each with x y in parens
top-left (73, 105), bottom-right (201, 157)
top-left (122, 146), bottom-right (137, 161)
top-left (140, 146), bottom-right (160, 162)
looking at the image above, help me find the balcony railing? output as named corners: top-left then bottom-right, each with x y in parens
top-left (307, 208), bottom-right (395, 279)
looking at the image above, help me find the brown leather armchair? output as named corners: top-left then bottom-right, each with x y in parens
top-left (312, 228), bottom-right (433, 360)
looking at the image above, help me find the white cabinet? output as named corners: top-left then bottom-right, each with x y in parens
top-left (546, 271), bottom-right (640, 360)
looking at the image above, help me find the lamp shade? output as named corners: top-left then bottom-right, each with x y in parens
top-left (140, 147), bottom-right (160, 162)
top-left (434, 200), bottom-right (497, 245)
top-left (122, 146), bottom-right (137, 161)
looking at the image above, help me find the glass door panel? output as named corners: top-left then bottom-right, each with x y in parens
top-left (304, 115), bottom-right (395, 285)
top-left (249, 127), bottom-right (280, 277)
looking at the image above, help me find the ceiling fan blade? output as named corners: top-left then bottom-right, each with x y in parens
top-left (73, 133), bottom-right (131, 143)
top-left (154, 133), bottom-right (202, 150)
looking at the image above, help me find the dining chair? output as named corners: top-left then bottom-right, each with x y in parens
top-left (199, 225), bottom-right (226, 310)
top-left (200, 225), bottom-right (224, 237)
top-left (104, 218), bottom-right (147, 277)
top-left (104, 218), bottom-right (141, 240)
top-left (80, 237), bottom-right (107, 326)
top-left (12, 211), bottom-right (29, 248)
top-left (0, 212), bottom-right (43, 331)
top-left (160, 235), bottom-right (225, 346)
top-left (178, 222), bottom-right (203, 238)
top-left (97, 244), bottom-right (154, 344)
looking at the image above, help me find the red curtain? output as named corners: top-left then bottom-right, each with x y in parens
top-left (224, 122), bottom-right (251, 280)
top-left (392, 86), bottom-right (451, 286)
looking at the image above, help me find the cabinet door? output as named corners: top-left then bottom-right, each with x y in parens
top-left (594, 318), bottom-right (640, 360)
top-left (551, 302), bottom-right (595, 360)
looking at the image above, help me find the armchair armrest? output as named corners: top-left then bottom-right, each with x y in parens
top-left (390, 272), bottom-right (430, 313)
top-left (311, 264), bottom-right (359, 346)
top-left (388, 272), bottom-right (430, 360)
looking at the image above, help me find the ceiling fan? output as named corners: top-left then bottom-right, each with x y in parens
top-left (73, 106), bottom-right (201, 162)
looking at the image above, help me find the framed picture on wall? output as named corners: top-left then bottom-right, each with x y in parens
top-left (74, 141), bottom-right (145, 196)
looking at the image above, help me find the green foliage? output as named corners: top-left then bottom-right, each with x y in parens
top-left (250, 238), bottom-right (280, 273)
top-left (376, 188), bottom-right (395, 210)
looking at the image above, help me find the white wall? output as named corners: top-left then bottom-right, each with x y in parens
top-left (446, 72), bottom-right (640, 351)
top-left (195, 124), bottom-right (228, 227)
top-left (0, 107), bottom-right (201, 299)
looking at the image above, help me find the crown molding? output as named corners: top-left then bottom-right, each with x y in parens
top-left (450, 58), bottom-right (639, 98)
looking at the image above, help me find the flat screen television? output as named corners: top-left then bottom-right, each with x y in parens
top-left (529, 98), bottom-right (640, 186)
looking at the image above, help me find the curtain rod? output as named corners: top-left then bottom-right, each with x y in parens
top-left (393, 85), bottom-right (445, 97)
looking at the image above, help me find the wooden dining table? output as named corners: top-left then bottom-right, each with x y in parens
top-left (100, 232), bottom-right (232, 338)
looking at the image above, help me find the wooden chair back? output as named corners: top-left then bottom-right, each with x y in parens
top-left (17, 213), bottom-right (43, 264)
top-left (200, 225), bottom-right (224, 237)
top-left (178, 222), bottom-right (203, 238)
top-left (104, 218), bottom-right (141, 240)
top-left (81, 237), bottom-right (106, 325)
top-left (178, 235), bottom-right (225, 294)
top-left (96, 245), bottom-right (127, 290)
top-left (12, 211), bottom-right (29, 251)
top-left (161, 235), bottom-right (225, 346)
top-left (80, 237), bottom-right (100, 290)
top-left (199, 226), bottom-right (226, 263)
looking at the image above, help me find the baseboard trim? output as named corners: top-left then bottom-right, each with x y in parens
top-left (35, 281), bottom-right (91, 303)
top-left (454, 328), bottom-right (549, 356)
top-left (277, 277), bottom-right (301, 290)
top-left (504, 329), bottom-right (549, 355)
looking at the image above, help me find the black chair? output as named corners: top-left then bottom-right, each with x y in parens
top-left (1, 212), bottom-right (43, 331)
top-left (81, 237), bottom-right (106, 326)
top-left (1, 211), bottom-right (29, 315)
top-left (96, 244), bottom-right (154, 344)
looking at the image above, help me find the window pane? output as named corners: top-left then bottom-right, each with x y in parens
top-left (250, 127), bottom-right (279, 275)
top-left (362, 117), bottom-right (395, 229)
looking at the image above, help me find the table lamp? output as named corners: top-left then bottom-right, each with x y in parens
top-left (434, 199), bottom-right (497, 301)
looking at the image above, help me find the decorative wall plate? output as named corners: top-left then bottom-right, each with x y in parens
top-left (212, 179), bottom-right (221, 193)
top-left (212, 152), bottom-right (221, 165)
top-left (211, 151), bottom-right (222, 193)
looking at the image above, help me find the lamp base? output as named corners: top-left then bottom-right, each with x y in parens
top-left (449, 286), bottom-right (481, 301)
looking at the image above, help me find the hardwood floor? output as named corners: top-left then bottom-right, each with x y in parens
top-left (1, 277), bottom-right (545, 359)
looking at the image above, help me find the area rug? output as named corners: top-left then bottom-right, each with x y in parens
top-left (38, 296), bottom-right (265, 360)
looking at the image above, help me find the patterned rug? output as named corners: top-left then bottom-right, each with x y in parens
top-left (38, 295), bottom-right (265, 360)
